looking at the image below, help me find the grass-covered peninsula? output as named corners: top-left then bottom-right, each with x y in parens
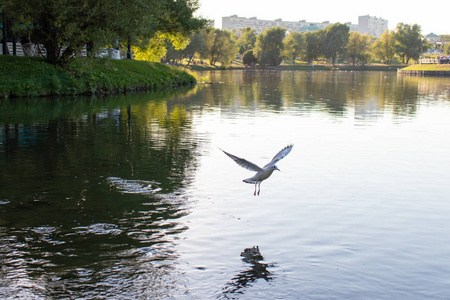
top-left (399, 64), bottom-right (450, 71)
top-left (0, 56), bottom-right (196, 98)
top-left (398, 64), bottom-right (450, 76)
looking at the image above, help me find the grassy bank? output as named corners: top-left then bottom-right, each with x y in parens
top-left (185, 59), bottom-right (407, 71)
top-left (0, 56), bottom-right (196, 98)
top-left (187, 63), bottom-right (403, 71)
top-left (398, 64), bottom-right (450, 76)
top-left (400, 64), bottom-right (450, 71)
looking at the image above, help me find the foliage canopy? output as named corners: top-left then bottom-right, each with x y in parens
top-left (304, 30), bottom-right (323, 63)
top-left (236, 27), bottom-right (257, 55)
top-left (197, 28), bottom-right (238, 66)
top-left (1, 0), bottom-right (206, 67)
top-left (322, 23), bottom-right (350, 65)
top-left (395, 23), bottom-right (422, 64)
top-left (254, 27), bottom-right (286, 67)
top-left (371, 30), bottom-right (396, 64)
top-left (282, 32), bottom-right (306, 63)
top-left (347, 32), bottom-right (372, 66)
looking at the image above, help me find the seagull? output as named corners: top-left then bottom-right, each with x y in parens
top-left (221, 145), bottom-right (293, 196)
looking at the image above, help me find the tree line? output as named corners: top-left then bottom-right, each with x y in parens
top-left (0, 0), bottom-right (206, 67)
top-left (2, 0), bottom-right (447, 69)
top-left (163, 22), bottom-right (448, 67)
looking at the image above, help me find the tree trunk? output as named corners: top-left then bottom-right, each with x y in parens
top-left (86, 41), bottom-right (95, 58)
top-left (45, 41), bottom-right (59, 65)
top-left (186, 55), bottom-right (193, 66)
top-left (59, 47), bottom-right (75, 68)
top-left (127, 37), bottom-right (132, 59)
top-left (1, 13), bottom-right (7, 55)
top-left (12, 36), bottom-right (16, 55)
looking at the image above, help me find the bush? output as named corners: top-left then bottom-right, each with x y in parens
top-left (242, 49), bottom-right (258, 66)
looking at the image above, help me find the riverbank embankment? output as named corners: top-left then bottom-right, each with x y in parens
top-left (398, 64), bottom-right (450, 76)
top-left (0, 56), bottom-right (196, 98)
top-left (188, 62), bottom-right (406, 72)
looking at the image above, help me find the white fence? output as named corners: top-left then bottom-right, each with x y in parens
top-left (1, 42), bottom-right (120, 59)
top-left (420, 58), bottom-right (439, 64)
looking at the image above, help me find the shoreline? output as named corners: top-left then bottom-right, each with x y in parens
top-left (188, 64), bottom-right (406, 72)
top-left (398, 70), bottom-right (450, 76)
top-left (0, 56), bottom-right (196, 98)
top-left (2, 56), bottom-right (449, 99)
top-left (397, 64), bottom-right (450, 76)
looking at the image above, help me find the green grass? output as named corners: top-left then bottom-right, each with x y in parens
top-left (180, 58), bottom-right (408, 71)
top-left (0, 56), bottom-right (196, 98)
top-left (281, 64), bottom-right (330, 70)
top-left (339, 65), bottom-right (405, 71)
top-left (400, 64), bottom-right (450, 71)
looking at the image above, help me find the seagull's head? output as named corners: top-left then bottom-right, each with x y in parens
top-left (271, 165), bottom-right (280, 171)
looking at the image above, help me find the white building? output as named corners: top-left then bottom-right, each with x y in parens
top-left (222, 15), bottom-right (382, 37)
top-left (358, 15), bottom-right (388, 38)
top-left (425, 33), bottom-right (441, 44)
top-left (222, 15), bottom-right (336, 35)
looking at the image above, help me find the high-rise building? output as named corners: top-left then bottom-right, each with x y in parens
top-left (358, 15), bottom-right (388, 38)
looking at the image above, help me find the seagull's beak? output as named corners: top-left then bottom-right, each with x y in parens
top-left (275, 166), bottom-right (280, 171)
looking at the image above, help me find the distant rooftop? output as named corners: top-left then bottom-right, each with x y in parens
top-left (299, 25), bottom-right (320, 32)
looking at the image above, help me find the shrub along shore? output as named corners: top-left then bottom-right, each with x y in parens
top-left (0, 56), bottom-right (197, 98)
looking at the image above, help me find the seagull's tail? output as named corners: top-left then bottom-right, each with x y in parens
top-left (243, 178), bottom-right (258, 184)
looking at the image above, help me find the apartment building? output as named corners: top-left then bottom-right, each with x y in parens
top-left (358, 15), bottom-right (388, 38)
top-left (222, 14), bottom-right (381, 37)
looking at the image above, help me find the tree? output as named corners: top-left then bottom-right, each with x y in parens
top-left (371, 30), bottom-right (396, 64)
top-left (236, 27), bottom-right (257, 55)
top-left (133, 32), bottom-right (190, 62)
top-left (304, 30), bottom-right (323, 63)
top-left (443, 43), bottom-right (450, 55)
top-left (282, 32), bottom-right (306, 63)
top-left (198, 28), bottom-right (238, 66)
top-left (254, 27), bottom-right (286, 67)
top-left (2, 0), bottom-right (206, 67)
top-left (394, 23), bottom-right (422, 64)
top-left (322, 23), bottom-right (349, 65)
top-left (180, 31), bottom-right (204, 65)
top-left (347, 32), bottom-right (372, 66)
top-left (242, 49), bottom-right (258, 66)
top-left (0, 2), bottom-right (23, 55)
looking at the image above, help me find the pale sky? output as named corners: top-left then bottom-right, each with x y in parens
top-left (195, 0), bottom-right (448, 35)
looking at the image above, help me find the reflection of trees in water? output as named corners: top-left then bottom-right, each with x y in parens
top-left (0, 90), bottom-right (199, 202)
top-left (197, 70), bottom-right (448, 120)
top-left (0, 90), bottom-right (200, 298)
top-left (0, 91), bottom-right (200, 223)
top-left (220, 246), bottom-right (275, 299)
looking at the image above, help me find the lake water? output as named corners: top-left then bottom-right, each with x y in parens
top-left (1, 70), bottom-right (450, 299)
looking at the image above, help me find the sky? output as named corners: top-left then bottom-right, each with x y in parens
top-left (195, 0), bottom-right (448, 35)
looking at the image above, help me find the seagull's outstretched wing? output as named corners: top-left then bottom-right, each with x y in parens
top-left (220, 149), bottom-right (263, 172)
top-left (264, 144), bottom-right (294, 168)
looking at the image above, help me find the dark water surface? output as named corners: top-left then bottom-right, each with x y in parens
top-left (1, 71), bottom-right (450, 299)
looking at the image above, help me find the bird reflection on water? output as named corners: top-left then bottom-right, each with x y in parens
top-left (220, 246), bottom-right (275, 299)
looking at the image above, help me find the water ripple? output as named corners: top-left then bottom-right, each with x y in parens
top-left (106, 177), bottom-right (162, 195)
top-left (72, 223), bottom-right (123, 236)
